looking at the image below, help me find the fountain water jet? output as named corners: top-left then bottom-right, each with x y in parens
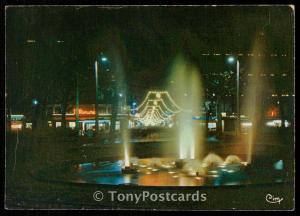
top-left (104, 41), bottom-right (135, 173)
top-left (167, 55), bottom-right (205, 160)
top-left (122, 120), bottom-right (130, 168)
top-left (241, 32), bottom-right (268, 164)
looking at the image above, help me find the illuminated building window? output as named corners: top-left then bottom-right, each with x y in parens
top-left (115, 121), bottom-right (120, 130)
top-left (208, 122), bottom-right (216, 129)
top-left (56, 122), bottom-right (62, 128)
top-left (11, 124), bottom-right (22, 130)
top-left (26, 123), bottom-right (32, 129)
top-left (69, 122), bottom-right (76, 128)
top-left (265, 120), bottom-right (291, 128)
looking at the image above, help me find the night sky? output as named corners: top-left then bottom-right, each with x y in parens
top-left (6, 6), bottom-right (294, 114)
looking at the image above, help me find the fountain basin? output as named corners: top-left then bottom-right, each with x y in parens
top-left (34, 157), bottom-right (290, 187)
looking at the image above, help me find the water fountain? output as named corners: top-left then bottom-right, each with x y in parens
top-left (241, 32), bottom-right (269, 164)
top-left (35, 53), bottom-right (291, 187)
top-left (166, 55), bottom-right (205, 167)
top-left (121, 118), bottom-right (137, 174)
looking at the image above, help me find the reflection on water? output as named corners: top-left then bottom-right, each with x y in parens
top-left (65, 158), bottom-right (289, 186)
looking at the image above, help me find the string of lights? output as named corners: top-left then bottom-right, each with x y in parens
top-left (133, 91), bottom-right (181, 126)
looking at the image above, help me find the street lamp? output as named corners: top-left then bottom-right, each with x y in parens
top-left (101, 57), bottom-right (108, 62)
top-left (32, 99), bottom-right (39, 105)
top-left (94, 54), bottom-right (109, 135)
top-left (227, 56), bottom-right (240, 136)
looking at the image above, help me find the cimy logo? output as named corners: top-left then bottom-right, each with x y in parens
top-left (265, 194), bottom-right (283, 204)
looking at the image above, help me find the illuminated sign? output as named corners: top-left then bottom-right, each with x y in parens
top-left (73, 108), bottom-right (96, 115)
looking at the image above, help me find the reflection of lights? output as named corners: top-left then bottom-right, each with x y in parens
top-left (209, 170), bottom-right (218, 174)
top-left (172, 175), bottom-right (179, 178)
top-left (161, 164), bottom-right (172, 168)
top-left (152, 168), bottom-right (159, 172)
top-left (146, 171), bottom-right (152, 175)
top-left (168, 171), bottom-right (176, 174)
top-left (139, 164), bottom-right (147, 168)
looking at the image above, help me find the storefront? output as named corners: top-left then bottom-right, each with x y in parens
top-left (48, 104), bottom-right (130, 134)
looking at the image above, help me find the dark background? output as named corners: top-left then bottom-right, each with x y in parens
top-left (6, 6), bottom-right (294, 112)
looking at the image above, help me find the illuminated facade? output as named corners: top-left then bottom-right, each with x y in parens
top-left (47, 104), bottom-right (131, 133)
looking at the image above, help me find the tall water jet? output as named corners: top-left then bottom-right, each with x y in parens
top-left (121, 117), bottom-right (130, 168)
top-left (102, 33), bottom-right (133, 171)
top-left (167, 55), bottom-right (205, 160)
top-left (241, 32), bottom-right (268, 164)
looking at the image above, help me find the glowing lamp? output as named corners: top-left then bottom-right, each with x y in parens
top-left (227, 56), bottom-right (235, 64)
top-left (101, 57), bottom-right (108, 62)
top-left (32, 99), bottom-right (38, 105)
